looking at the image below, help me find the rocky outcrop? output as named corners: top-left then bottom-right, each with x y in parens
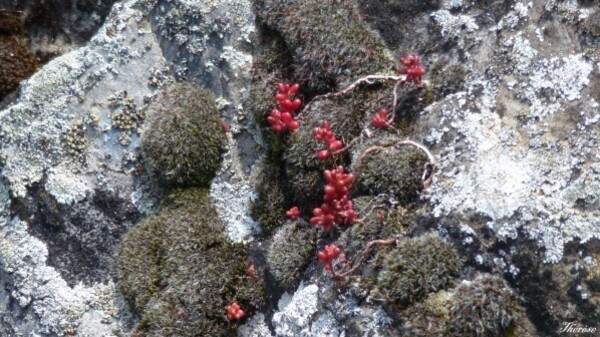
top-left (0, 0), bottom-right (598, 336)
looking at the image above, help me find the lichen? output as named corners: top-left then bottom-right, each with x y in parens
top-left (109, 91), bottom-right (146, 145)
top-left (63, 120), bottom-right (88, 164)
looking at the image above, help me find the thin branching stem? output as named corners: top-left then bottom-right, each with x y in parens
top-left (331, 236), bottom-right (402, 280)
top-left (302, 75), bottom-right (408, 112)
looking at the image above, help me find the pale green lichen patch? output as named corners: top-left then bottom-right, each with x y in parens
top-left (109, 91), bottom-right (146, 146)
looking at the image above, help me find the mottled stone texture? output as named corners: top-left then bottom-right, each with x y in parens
top-left (0, 0), bottom-right (599, 336)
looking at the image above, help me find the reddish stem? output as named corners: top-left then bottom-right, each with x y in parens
top-left (330, 236), bottom-right (401, 280)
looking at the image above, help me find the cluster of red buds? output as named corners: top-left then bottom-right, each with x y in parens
top-left (317, 244), bottom-right (341, 272)
top-left (285, 206), bottom-right (300, 220)
top-left (267, 83), bottom-right (302, 133)
top-left (226, 302), bottom-right (245, 321)
top-left (313, 121), bottom-right (344, 160)
top-left (310, 166), bottom-right (356, 232)
top-left (371, 108), bottom-right (389, 128)
top-left (398, 54), bottom-right (426, 87)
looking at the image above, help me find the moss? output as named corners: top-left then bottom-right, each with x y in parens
top-left (249, 165), bottom-right (290, 235)
top-left (282, 83), bottom-right (395, 206)
top-left (376, 234), bottom-right (460, 305)
top-left (428, 61), bottom-right (469, 97)
top-left (393, 61), bottom-right (468, 129)
top-left (404, 274), bottom-right (525, 337)
top-left (357, 0), bottom-right (441, 47)
top-left (0, 35), bottom-right (39, 98)
top-left (247, 25), bottom-right (294, 126)
top-left (119, 188), bottom-right (265, 337)
top-left (267, 221), bottom-right (318, 290)
top-left (446, 274), bottom-right (521, 337)
top-left (141, 82), bottom-right (224, 189)
top-left (118, 214), bottom-right (165, 313)
top-left (348, 196), bottom-right (409, 247)
top-left (354, 138), bottom-right (428, 204)
top-left (0, 8), bottom-right (23, 35)
top-left (284, 168), bottom-right (324, 208)
top-left (401, 290), bottom-right (454, 337)
top-left (255, 0), bottom-right (394, 93)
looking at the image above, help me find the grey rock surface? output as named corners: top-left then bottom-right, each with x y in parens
top-left (0, 0), bottom-right (259, 335)
top-left (0, 0), bottom-right (599, 336)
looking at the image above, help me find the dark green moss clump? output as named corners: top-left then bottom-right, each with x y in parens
top-left (142, 82), bottom-right (224, 189)
top-left (255, 0), bottom-right (394, 93)
top-left (247, 26), bottom-right (294, 126)
top-left (404, 274), bottom-right (525, 337)
top-left (283, 83), bottom-right (395, 207)
top-left (447, 274), bottom-right (521, 337)
top-left (267, 221), bottom-right (318, 289)
top-left (348, 196), bottom-right (409, 247)
top-left (354, 139), bottom-right (428, 204)
top-left (0, 34), bottom-right (39, 98)
top-left (249, 165), bottom-right (290, 235)
top-left (376, 234), bottom-right (460, 305)
top-left (119, 188), bottom-right (265, 337)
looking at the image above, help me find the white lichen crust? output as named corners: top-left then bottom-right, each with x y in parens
top-left (423, 2), bottom-right (600, 263)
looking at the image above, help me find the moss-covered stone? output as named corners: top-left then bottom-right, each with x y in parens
top-left (283, 83), bottom-right (395, 207)
top-left (404, 274), bottom-right (525, 337)
top-left (348, 196), bottom-right (409, 247)
top-left (392, 61), bottom-right (468, 130)
top-left (376, 234), bottom-right (460, 305)
top-left (357, 0), bottom-right (441, 48)
top-left (267, 221), bottom-right (318, 290)
top-left (284, 168), bottom-right (324, 208)
top-left (142, 82), bottom-right (224, 189)
top-left (446, 274), bottom-right (522, 337)
top-left (255, 0), bottom-right (394, 93)
top-left (118, 214), bottom-right (165, 314)
top-left (353, 136), bottom-right (428, 204)
top-left (249, 164), bottom-right (290, 235)
top-left (119, 188), bottom-right (265, 337)
top-left (247, 25), bottom-right (294, 126)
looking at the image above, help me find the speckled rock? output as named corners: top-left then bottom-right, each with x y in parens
top-left (0, 0), bottom-right (261, 335)
top-left (2, 0), bottom-right (600, 336)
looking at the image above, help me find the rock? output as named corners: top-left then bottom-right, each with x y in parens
top-left (0, 0), bottom-right (599, 335)
top-left (0, 0), bottom-right (260, 334)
